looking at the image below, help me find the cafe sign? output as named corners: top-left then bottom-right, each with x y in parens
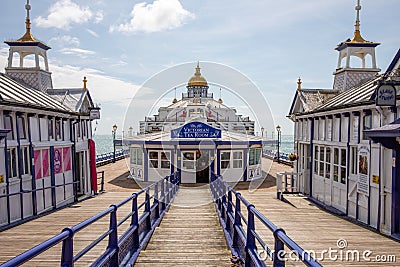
top-left (171, 122), bottom-right (221, 138)
top-left (376, 84), bottom-right (396, 106)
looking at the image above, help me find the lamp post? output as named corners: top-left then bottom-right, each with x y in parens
top-left (261, 126), bottom-right (264, 139)
top-left (112, 124), bottom-right (117, 163)
top-left (261, 126), bottom-right (264, 156)
top-left (276, 125), bottom-right (281, 163)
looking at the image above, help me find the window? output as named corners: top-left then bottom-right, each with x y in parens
top-left (333, 148), bottom-right (339, 182)
top-left (182, 151), bottom-right (195, 169)
top-left (4, 114), bottom-right (14, 140)
top-left (131, 148), bottom-right (137, 164)
top-left (362, 114), bottom-right (372, 140)
top-left (161, 152), bottom-right (170, 169)
top-left (77, 121), bottom-right (81, 138)
top-left (314, 146), bottom-right (319, 175)
top-left (221, 151), bottom-right (230, 169)
top-left (149, 151), bottom-right (158, 168)
top-left (55, 120), bottom-right (62, 140)
top-left (319, 146), bottom-right (325, 177)
top-left (48, 118), bottom-right (54, 140)
top-left (17, 116), bottom-right (26, 139)
top-left (333, 148), bottom-right (347, 184)
top-left (233, 151), bottom-right (243, 168)
top-left (21, 147), bottom-right (30, 175)
top-left (325, 147), bottom-right (331, 179)
top-left (249, 148), bottom-right (261, 166)
top-left (340, 149), bottom-right (347, 184)
top-left (7, 148), bottom-right (18, 179)
top-left (350, 147), bottom-right (357, 175)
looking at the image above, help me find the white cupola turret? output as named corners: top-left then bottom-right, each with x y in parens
top-left (4, 0), bottom-right (53, 92)
top-left (333, 0), bottom-right (380, 92)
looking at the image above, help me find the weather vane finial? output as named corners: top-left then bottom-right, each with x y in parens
top-left (350, 0), bottom-right (366, 43)
top-left (18, 0), bottom-right (36, 42)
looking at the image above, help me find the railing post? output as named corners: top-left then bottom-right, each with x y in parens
top-left (108, 205), bottom-right (119, 266)
top-left (226, 190), bottom-right (232, 232)
top-left (154, 183), bottom-right (160, 220)
top-left (232, 193), bottom-right (242, 249)
top-left (160, 179), bottom-right (166, 211)
top-left (61, 228), bottom-right (74, 267)
top-left (145, 189), bottom-right (151, 230)
top-left (245, 205), bottom-right (256, 267)
top-left (221, 195), bottom-right (226, 220)
top-left (100, 171), bottom-right (105, 192)
top-left (273, 228), bottom-right (286, 267)
top-left (130, 194), bottom-right (140, 252)
top-left (165, 177), bottom-right (170, 204)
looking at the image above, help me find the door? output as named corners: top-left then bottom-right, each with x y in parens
top-left (75, 152), bottom-right (89, 195)
top-left (196, 150), bottom-right (209, 183)
top-left (181, 150), bottom-right (210, 183)
top-left (181, 151), bottom-right (196, 183)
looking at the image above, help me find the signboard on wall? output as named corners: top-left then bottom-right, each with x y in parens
top-left (376, 84), bottom-right (396, 106)
top-left (171, 122), bottom-right (221, 138)
top-left (357, 145), bottom-right (370, 196)
top-left (89, 108), bottom-right (101, 120)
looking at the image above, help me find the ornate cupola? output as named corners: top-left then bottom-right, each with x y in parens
top-left (186, 62), bottom-right (210, 99)
top-left (333, 0), bottom-right (380, 92)
top-left (4, 0), bottom-right (53, 93)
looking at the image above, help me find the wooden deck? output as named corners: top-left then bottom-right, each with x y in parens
top-left (235, 173), bottom-right (400, 266)
top-left (0, 157), bottom-right (399, 266)
top-left (135, 186), bottom-right (231, 266)
top-left (0, 159), bottom-right (138, 265)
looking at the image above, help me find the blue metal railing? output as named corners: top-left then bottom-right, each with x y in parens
top-left (0, 173), bottom-right (181, 267)
top-left (210, 174), bottom-right (321, 267)
top-left (96, 150), bottom-right (128, 166)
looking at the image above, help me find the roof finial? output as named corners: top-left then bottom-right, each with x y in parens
top-left (218, 88), bottom-right (223, 104)
top-left (350, 0), bottom-right (366, 43)
top-left (18, 0), bottom-right (36, 42)
top-left (195, 61), bottom-right (201, 76)
top-left (83, 76), bottom-right (87, 91)
top-left (172, 87), bottom-right (177, 103)
top-left (297, 77), bottom-right (302, 91)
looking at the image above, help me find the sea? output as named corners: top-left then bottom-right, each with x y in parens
top-left (92, 134), bottom-right (295, 156)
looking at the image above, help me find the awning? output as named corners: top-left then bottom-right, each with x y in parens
top-left (364, 118), bottom-right (400, 149)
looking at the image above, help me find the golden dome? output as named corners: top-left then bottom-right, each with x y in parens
top-left (188, 62), bottom-right (208, 87)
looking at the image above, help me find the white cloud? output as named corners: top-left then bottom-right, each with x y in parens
top-left (49, 35), bottom-right (80, 47)
top-left (94, 11), bottom-right (104, 24)
top-left (34, 0), bottom-right (96, 30)
top-left (86, 29), bottom-right (100, 38)
top-left (59, 48), bottom-right (96, 58)
top-left (109, 0), bottom-right (194, 34)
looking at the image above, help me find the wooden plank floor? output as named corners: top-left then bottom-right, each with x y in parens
top-left (135, 186), bottom-right (232, 266)
top-left (236, 178), bottom-right (400, 266)
top-left (0, 159), bottom-right (144, 266)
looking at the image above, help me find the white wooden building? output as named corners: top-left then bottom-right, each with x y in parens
top-left (122, 64), bottom-right (262, 183)
top-left (0, 2), bottom-right (99, 228)
top-left (288, 1), bottom-right (400, 237)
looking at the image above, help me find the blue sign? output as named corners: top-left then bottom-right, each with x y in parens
top-left (171, 122), bottom-right (222, 138)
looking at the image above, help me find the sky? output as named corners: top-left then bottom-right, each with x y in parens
top-left (0, 0), bottom-right (399, 137)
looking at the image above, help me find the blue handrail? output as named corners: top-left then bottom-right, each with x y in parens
top-left (210, 174), bottom-right (322, 267)
top-left (0, 173), bottom-right (181, 267)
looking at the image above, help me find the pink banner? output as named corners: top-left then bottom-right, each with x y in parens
top-left (42, 149), bottom-right (50, 177)
top-left (34, 150), bottom-right (42, 179)
top-left (63, 147), bottom-right (71, 171)
top-left (54, 148), bottom-right (63, 174)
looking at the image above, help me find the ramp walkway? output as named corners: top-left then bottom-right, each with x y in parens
top-left (135, 186), bottom-right (231, 266)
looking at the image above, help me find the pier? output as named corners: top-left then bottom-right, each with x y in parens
top-left (0, 158), bottom-right (399, 266)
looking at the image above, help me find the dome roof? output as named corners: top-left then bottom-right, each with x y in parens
top-left (188, 63), bottom-right (208, 87)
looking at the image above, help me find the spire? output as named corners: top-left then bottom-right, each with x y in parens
top-left (195, 61), bottom-right (201, 76)
top-left (172, 87), bottom-right (177, 103)
top-left (297, 78), bottom-right (302, 91)
top-left (350, 0), bottom-right (367, 43)
top-left (83, 76), bottom-right (87, 91)
top-left (218, 88), bottom-right (223, 104)
top-left (18, 0), bottom-right (36, 42)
